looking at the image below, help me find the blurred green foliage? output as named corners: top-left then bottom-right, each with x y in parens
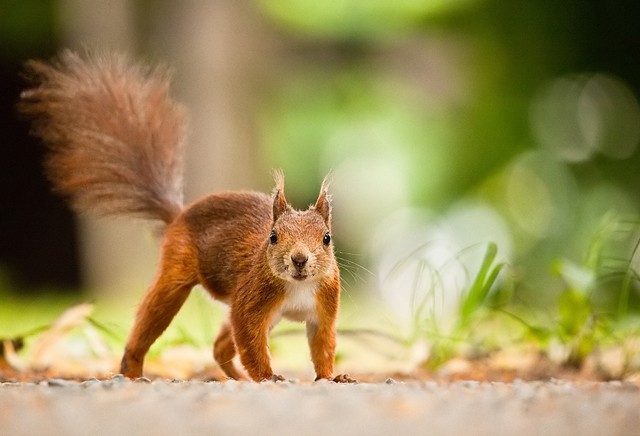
top-left (259, 0), bottom-right (478, 40)
top-left (255, 0), bottom-right (640, 317)
top-left (0, 0), bottom-right (55, 60)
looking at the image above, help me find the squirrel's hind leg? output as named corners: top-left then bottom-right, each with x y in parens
top-left (213, 319), bottom-right (247, 380)
top-left (120, 225), bottom-right (198, 379)
top-left (120, 278), bottom-right (194, 378)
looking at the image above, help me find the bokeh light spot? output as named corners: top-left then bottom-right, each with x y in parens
top-left (530, 74), bottom-right (640, 162)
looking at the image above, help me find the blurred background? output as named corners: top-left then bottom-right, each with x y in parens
top-left (2, 0), bottom-right (640, 374)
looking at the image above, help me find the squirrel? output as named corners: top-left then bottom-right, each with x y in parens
top-left (19, 50), bottom-right (354, 383)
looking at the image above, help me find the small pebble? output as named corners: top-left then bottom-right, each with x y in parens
top-left (111, 374), bottom-right (128, 383)
top-left (47, 378), bottom-right (74, 388)
top-left (385, 378), bottom-right (396, 385)
top-left (81, 378), bottom-right (101, 388)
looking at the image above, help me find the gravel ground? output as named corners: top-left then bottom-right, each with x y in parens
top-left (1, 377), bottom-right (639, 436)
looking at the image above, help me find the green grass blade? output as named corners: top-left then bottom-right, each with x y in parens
top-left (459, 242), bottom-right (504, 326)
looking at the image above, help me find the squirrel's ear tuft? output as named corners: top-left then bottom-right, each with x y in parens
top-left (272, 169), bottom-right (289, 221)
top-left (314, 173), bottom-right (332, 225)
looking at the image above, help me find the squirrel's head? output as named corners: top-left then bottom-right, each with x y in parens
top-left (266, 171), bottom-right (336, 283)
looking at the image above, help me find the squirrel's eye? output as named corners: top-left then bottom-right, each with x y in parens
top-left (269, 229), bottom-right (278, 244)
top-left (323, 232), bottom-right (331, 245)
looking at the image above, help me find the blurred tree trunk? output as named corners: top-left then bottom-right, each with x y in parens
top-left (147, 0), bottom-right (267, 199)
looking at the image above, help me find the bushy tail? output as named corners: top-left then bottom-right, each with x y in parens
top-left (19, 50), bottom-right (188, 224)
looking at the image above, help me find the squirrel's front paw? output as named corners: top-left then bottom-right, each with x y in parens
top-left (332, 374), bottom-right (356, 383)
top-left (315, 374), bottom-right (357, 383)
top-left (261, 374), bottom-right (285, 382)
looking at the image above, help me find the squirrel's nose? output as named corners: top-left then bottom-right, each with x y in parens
top-left (291, 253), bottom-right (308, 270)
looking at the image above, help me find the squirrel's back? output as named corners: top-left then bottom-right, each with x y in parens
top-left (180, 190), bottom-right (273, 300)
top-left (19, 50), bottom-right (188, 224)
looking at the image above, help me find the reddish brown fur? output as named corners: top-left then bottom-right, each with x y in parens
top-left (20, 51), bottom-right (351, 382)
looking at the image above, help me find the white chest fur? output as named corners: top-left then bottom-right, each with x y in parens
top-left (276, 281), bottom-right (319, 324)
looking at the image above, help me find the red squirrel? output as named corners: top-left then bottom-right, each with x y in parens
top-left (20, 50), bottom-right (353, 383)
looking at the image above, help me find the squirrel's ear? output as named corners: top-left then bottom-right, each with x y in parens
top-left (272, 170), bottom-right (289, 221)
top-left (314, 173), bottom-right (332, 225)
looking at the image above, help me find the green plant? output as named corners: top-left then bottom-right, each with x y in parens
top-left (501, 213), bottom-right (640, 371)
top-left (394, 241), bottom-right (508, 369)
top-left (458, 242), bottom-right (506, 329)
top-left (552, 214), bottom-right (640, 367)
